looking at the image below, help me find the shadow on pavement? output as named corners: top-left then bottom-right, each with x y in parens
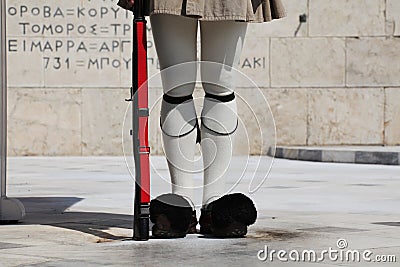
top-left (14, 198), bottom-right (310, 242)
top-left (17, 197), bottom-right (133, 241)
top-left (372, 222), bottom-right (400, 227)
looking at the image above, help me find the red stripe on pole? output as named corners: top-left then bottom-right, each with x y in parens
top-left (136, 21), bottom-right (150, 203)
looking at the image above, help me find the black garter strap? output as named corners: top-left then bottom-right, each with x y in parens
top-left (163, 94), bottom-right (193, 104)
top-left (201, 118), bottom-right (239, 136)
top-left (204, 92), bottom-right (235, 102)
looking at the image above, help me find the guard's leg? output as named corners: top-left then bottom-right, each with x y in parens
top-left (150, 14), bottom-right (199, 203)
top-left (199, 20), bottom-right (248, 206)
top-left (199, 20), bottom-right (257, 238)
top-left (160, 93), bottom-right (200, 201)
top-left (200, 92), bottom-right (238, 205)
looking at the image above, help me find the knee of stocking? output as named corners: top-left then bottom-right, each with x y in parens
top-left (200, 92), bottom-right (238, 136)
top-left (160, 93), bottom-right (201, 143)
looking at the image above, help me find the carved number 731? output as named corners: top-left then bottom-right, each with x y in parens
top-left (43, 57), bottom-right (70, 70)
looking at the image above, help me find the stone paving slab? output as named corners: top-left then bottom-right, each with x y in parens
top-left (269, 146), bottom-right (400, 165)
top-left (0, 156), bottom-right (399, 266)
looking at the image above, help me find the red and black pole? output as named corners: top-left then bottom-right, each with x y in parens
top-left (126, 0), bottom-right (150, 241)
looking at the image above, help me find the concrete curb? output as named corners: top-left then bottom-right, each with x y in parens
top-left (268, 146), bottom-right (400, 165)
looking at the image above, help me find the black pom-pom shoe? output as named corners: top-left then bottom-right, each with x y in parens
top-left (150, 193), bottom-right (197, 238)
top-left (199, 193), bottom-right (257, 238)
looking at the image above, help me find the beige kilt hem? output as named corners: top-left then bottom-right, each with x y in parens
top-left (149, 9), bottom-right (287, 23)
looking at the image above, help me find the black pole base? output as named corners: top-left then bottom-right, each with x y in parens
top-left (133, 203), bottom-right (150, 241)
top-left (133, 216), bottom-right (150, 241)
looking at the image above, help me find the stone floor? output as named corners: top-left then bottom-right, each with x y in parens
top-left (0, 156), bottom-right (399, 266)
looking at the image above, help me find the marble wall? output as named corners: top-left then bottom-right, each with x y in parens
top-left (5, 0), bottom-right (400, 155)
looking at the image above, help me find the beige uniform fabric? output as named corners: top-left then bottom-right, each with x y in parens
top-left (118, 0), bottom-right (287, 23)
